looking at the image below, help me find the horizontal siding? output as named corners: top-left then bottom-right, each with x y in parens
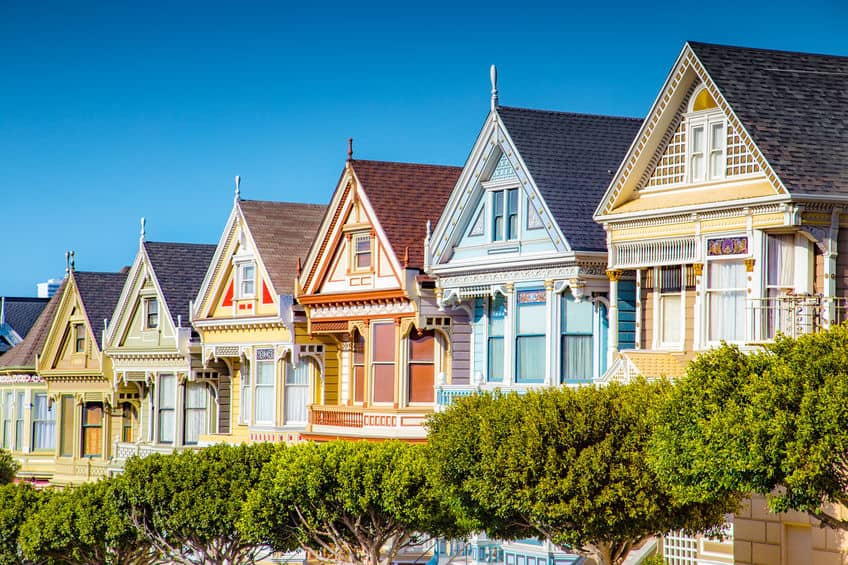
top-left (617, 280), bottom-right (636, 350)
top-left (450, 309), bottom-right (471, 385)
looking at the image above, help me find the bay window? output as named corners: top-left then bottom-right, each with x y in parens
top-left (82, 403), bottom-right (103, 457)
top-left (487, 295), bottom-right (505, 382)
top-left (515, 290), bottom-right (546, 383)
top-left (285, 359), bottom-right (311, 425)
top-left (32, 393), bottom-right (55, 451)
top-left (561, 292), bottom-right (594, 382)
top-left (408, 330), bottom-right (435, 403)
top-left (372, 322), bottom-right (395, 404)
top-left (707, 260), bottom-right (746, 342)
top-left (158, 374), bottom-right (176, 444)
top-left (254, 349), bottom-right (275, 425)
top-left (184, 383), bottom-right (208, 444)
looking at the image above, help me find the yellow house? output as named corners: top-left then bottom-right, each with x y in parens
top-left (191, 186), bottom-right (327, 445)
top-left (36, 265), bottom-right (127, 485)
top-left (0, 282), bottom-right (65, 485)
top-left (103, 231), bottom-right (218, 471)
top-left (594, 41), bottom-right (848, 565)
top-left (296, 156), bottom-right (461, 441)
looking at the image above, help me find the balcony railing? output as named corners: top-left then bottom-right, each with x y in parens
top-left (749, 295), bottom-right (848, 341)
top-left (435, 382), bottom-right (539, 410)
top-left (307, 404), bottom-right (432, 439)
top-left (111, 442), bottom-right (201, 468)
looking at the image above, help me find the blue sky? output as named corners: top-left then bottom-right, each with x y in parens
top-left (1, 0), bottom-right (846, 296)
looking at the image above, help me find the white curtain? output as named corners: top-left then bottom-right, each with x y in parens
top-left (183, 383), bottom-right (207, 445)
top-left (285, 359), bottom-right (311, 425)
top-left (516, 336), bottom-right (545, 382)
top-left (254, 361), bottom-right (275, 425)
top-left (767, 234), bottom-right (794, 288)
top-left (708, 261), bottom-right (746, 342)
top-left (562, 335), bottom-right (592, 381)
top-left (158, 375), bottom-right (176, 444)
top-left (32, 394), bottom-right (56, 450)
top-left (1, 393), bottom-right (11, 449)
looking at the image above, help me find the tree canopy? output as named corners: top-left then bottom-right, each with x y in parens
top-left (0, 482), bottom-right (50, 565)
top-left (115, 443), bottom-right (275, 565)
top-left (240, 440), bottom-right (468, 565)
top-left (0, 449), bottom-right (19, 486)
top-left (19, 479), bottom-right (152, 565)
top-left (427, 382), bottom-right (739, 565)
top-left (652, 327), bottom-right (848, 531)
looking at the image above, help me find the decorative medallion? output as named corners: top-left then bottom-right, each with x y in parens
top-left (707, 237), bottom-right (748, 256)
top-left (516, 289), bottom-right (546, 304)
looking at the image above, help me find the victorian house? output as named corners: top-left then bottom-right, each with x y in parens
top-left (35, 263), bottom-right (127, 485)
top-left (0, 282), bottom-right (64, 485)
top-left (595, 42), bottom-right (848, 565)
top-left (191, 186), bottom-right (326, 445)
top-left (296, 153), bottom-right (461, 441)
top-left (103, 228), bottom-right (218, 471)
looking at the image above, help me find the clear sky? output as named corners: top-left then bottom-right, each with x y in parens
top-left (1, 0), bottom-right (846, 296)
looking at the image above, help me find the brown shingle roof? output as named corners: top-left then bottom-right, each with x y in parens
top-left (351, 160), bottom-right (462, 269)
top-left (0, 281), bottom-right (66, 370)
top-left (239, 200), bottom-right (327, 295)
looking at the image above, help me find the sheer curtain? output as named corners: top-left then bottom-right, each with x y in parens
top-left (767, 235), bottom-right (795, 337)
top-left (184, 383), bottom-right (207, 445)
top-left (31, 393), bottom-right (56, 450)
top-left (708, 261), bottom-right (746, 342)
top-left (516, 294), bottom-right (546, 383)
top-left (254, 361), bottom-right (275, 424)
top-left (561, 292), bottom-right (594, 382)
top-left (158, 375), bottom-right (176, 444)
top-left (285, 359), bottom-right (311, 425)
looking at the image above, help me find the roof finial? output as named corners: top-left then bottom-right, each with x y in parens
top-left (347, 138), bottom-right (353, 161)
top-left (65, 251), bottom-right (70, 275)
top-left (140, 217), bottom-right (146, 244)
top-left (490, 64), bottom-right (498, 111)
top-left (234, 175), bottom-right (241, 202)
top-left (69, 250), bottom-right (75, 272)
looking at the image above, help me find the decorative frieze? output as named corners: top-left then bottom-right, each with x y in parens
top-left (309, 301), bottom-right (415, 319)
top-left (0, 374), bottom-right (45, 384)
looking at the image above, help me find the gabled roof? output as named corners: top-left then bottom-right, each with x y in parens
top-left (74, 271), bottom-right (128, 349)
top-left (143, 241), bottom-right (216, 325)
top-left (497, 106), bottom-right (642, 251)
top-left (1, 297), bottom-right (49, 340)
top-left (0, 282), bottom-right (65, 370)
top-left (351, 160), bottom-right (462, 268)
top-left (238, 200), bottom-right (327, 295)
top-left (688, 41), bottom-right (848, 197)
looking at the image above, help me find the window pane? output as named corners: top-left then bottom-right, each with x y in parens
top-left (691, 155), bottom-right (704, 180)
top-left (185, 383), bottom-right (207, 409)
top-left (409, 331), bottom-right (434, 362)
top-left (516, 336), bottom-right (545, 382)
top-left (353, 332), bottom-right (365, 365)
top-left (285, 359), bottom-right (311, 425)
top-left (288, 359), bottom-right (312, 385)
top-left (517, 300), bottom-right (546, 335)
top-left (710, 122), bottom-right (724, 150)
top-left (32, 393), bottom-right (55, 451)
top-left (83, 404), bottom-right (103, 456)
top-left (254, 384), bottom-right (274, 423)
top-left (492, 191), bottom-right (504, 240)
top-left (60, 395), bottom-right (74, 457)
top-left (355, 235), bottom-right (372, 269)
top-left (691, 125), bottom-right (705, 152)
top-left (409, 364), bottom-right (434, 403)
top-left (354, 366), bottom-right (365, 403)
top-left (489, 295), bottom-right (505, 337)
top-left (372, 323), bottom-right (395, 363)
top-left (562, 293), bottom-right (593, 334)
top-left (159, 375), bottom-right (176, 409)
top-left (159, 411), bottom-right (175, 444)
top-left (709, 290), bottom-right (746, 342)
top-left (767, 234), bottom-right (794, 287)
top-left (487, 337), bottom-right (504, 382)
top-left (561, 335), bottom-right (593, 381)
top-left (256, 361), bottom-right (275, 385)
top-left (373, 365), bottom-right (394, 403)
top-left (661, 294), bottom-right (682, 344)
top-left (84, 427), bottom-right (102, 456)
top-left (83, 404), bottom-right (102, 426)
top-left (708, 261), bottom-right (746, 290)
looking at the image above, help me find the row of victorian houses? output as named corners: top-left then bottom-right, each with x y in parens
top-left (1, 41), bottom-right (846, 565)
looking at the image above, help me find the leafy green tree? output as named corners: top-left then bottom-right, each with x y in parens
top-left (427, 382), bottom-right (739, 565)
top-left (0, 482), bottom-right (50, 565)
top-left (240, 440), bottom-right (468, 565)
top-left (652, 327), bottom-right (848, 531)
top-left (115, 443), bottom-right (275, 565)
top-left (19, 479), bottom-right (153, 565)
top-left (0, 449), bottom-right (19, 485)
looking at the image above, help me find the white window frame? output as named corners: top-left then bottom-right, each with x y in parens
top-left (655, 266), bottom-right (685, 350)
top-left (157, 374), bottom-right (177, 445)
top-left (253, 349), bottom-right (276, 426)
top-left (490, 187), bottom-right (520, 242)
top-left (351, 232), bottom-right (373, 272)
top-left (237, 262), bottom-right (257, 299)
top-left (183, 382), bottom-right (209, 445)
top-left (705, 256), bottom-right (748, 346)
top-left (686, 89), bottom-right (726, 184)
top-left (31, 392), bottom-right (56, 451)
top-left (240, 359), bottom-right (251, 424)
top-left (144, 297), bottom-right (159, 329)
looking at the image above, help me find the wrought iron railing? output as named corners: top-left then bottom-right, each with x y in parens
top-left (748, 295), bottom-right (848, 341)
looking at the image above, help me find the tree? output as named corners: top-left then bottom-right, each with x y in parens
top-left (115, 443), bottom-right (275, 565)
top-left (426, 383), bottom-right (739, 565)
top-left (0, 449), bottom-right (19, 485)
top-left (239, 440), bottom-right (468, 565)
top-left (0, 482), bottom-right (50, 565)
top-left (652, 327), bottom-right (848, 531)
top-left (19, 479), bottom-right (153, 565)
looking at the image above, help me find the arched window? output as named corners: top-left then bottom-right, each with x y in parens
top-left (687, 85), bottom-right (725, 183)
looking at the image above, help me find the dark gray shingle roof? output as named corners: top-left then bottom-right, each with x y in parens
top-left (144, 241), bottom-right (216, 326)
top-left (690, 41), bottom-right (848, 196)
top-left (1, 297), bottom-right (49, 342)
top-left (498, 106), bottom-right (642, 252)
top-left (74, 271), bottom-right (128, 349)
top-left (0, 282), bottom-right (66, 370)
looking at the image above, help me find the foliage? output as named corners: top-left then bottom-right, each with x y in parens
top-left (426, 382), bottom-right (739, 565)
top-left (19, 479), bottom-right (152, 565)
top-left (0, 482), bottom-right (50, 565)
top-left (652, 327), bottom-right (848, 530)
top-left (0, 450), bottom-right (19, 485)
top-left (240, 440), bottom-right (468, 565)
top-left (115, 443), bottom-right (275, 565)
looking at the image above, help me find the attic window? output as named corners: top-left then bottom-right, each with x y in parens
top-left (352, 233), bottom-right (372, 271)
top-left (687, 86), bottom-right (725, 183)
top-left (492, 188), bottom-right (518, 241)
top-left (74, 324), bottom-right (85, 353)
top-left (145, 298), bottom-right (159, 329)
top-left (238, 263), bottom-right (256, 298)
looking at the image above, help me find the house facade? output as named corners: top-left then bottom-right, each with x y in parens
top-left (35, 267), bottom-right (127, 485)
top-left (190, 189), bottom-right (327, 445)
top-left (297, 156), bottom-right (461, 441)
top-left (103, 235), bottom-right (219, 471)
top-left (595, 42), bottom-right (848, 565)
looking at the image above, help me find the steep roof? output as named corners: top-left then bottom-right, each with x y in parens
top-left (689, 41), bottom-right (848, 197)
top-left (74, 271), bottom-right (128, 349)
top-left (1, 297), bottom-right (49, 341)
top-left (238, 200), bottom-right (327, 295)
top-left (0, 282), bottom-right (66, 370)
top-left (144, 241), bottom-right (216, 325)
top-left (351, 160), bottom-right (462, 269)
top-left (498, 106), bottom-right (642, 252)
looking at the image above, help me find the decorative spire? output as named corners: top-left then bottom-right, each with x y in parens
top-left (426, 219), bottom-right (432, 240)
top-left (403, 246), bottom-right (409, 268)
top-left (490, 64), bottom-right (498, 111)
top-left (347, 138), bottom-right (353, 162)
top-left (65, 251), bottom-right (70, 275)
top-left (234, 175), bottom-right (241, 202)
top-left (140, 217), bottom-right (146, 244)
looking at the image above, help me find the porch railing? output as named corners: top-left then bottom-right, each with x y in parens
top-left (309, 406), bottom-right (365, 428)
top-left (748, 295), bottom-right (848, 341)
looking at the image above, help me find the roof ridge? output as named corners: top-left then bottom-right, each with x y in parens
top-left (239, 199), bottom-right (326, 207)
top-left (350, 159), bottom-right (463, 170)
top-left (144, 240), bottom-right (217, 247)
top-left (74, 270), bottom-right (126, 276)
top-left (687, 40), bottom-right (848, 61)
top-left (497, 105), bottom-right (643, 122)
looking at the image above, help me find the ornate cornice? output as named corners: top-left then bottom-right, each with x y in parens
top-left (437, 262), bottom-right (607, 289)
top-left (309, 301), bottom-right (416, 319)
